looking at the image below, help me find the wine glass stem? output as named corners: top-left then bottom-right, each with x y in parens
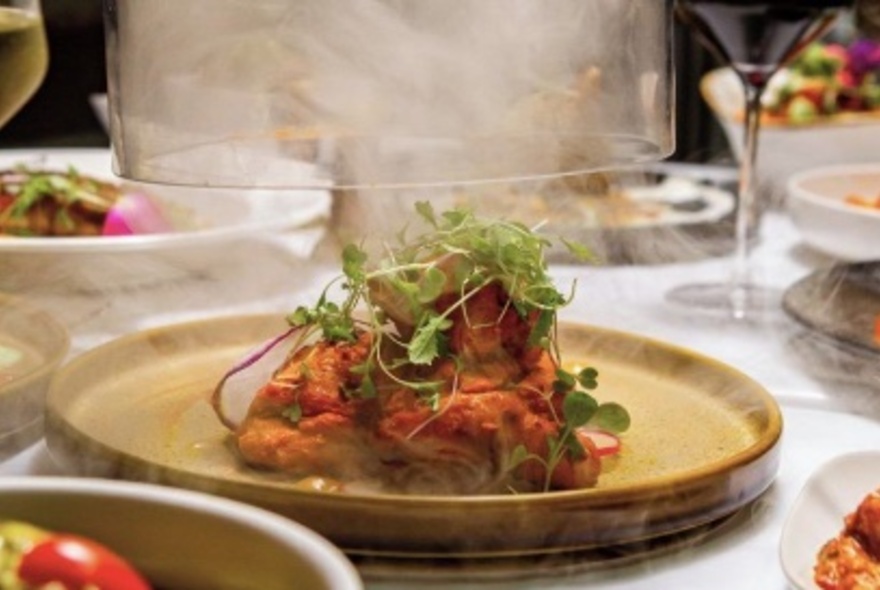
top-left (730, 81), bottom-right (765, 319)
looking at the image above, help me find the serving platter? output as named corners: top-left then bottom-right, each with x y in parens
top-left (44, 314), bottom-right (782, 559)
top-left (780, 451), bottom-right (880, 590)
top-left (783, 261), bottom-right (880, 356)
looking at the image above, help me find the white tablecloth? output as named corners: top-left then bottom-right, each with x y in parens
top-left (2, 152), bottom-right (878, 589)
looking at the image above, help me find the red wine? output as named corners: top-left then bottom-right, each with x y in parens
top-left (676, 0), bottom-right (854, 87)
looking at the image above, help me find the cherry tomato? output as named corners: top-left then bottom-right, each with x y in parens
top-left (17, 534), bottom-right (152, 590)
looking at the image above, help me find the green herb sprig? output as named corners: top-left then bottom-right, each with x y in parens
top-left (283, 202), bottom-right (629, 490)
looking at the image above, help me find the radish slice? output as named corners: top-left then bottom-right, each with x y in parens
top-left (577, 428), bottom-right (622, 457)
top-left (211, 326), bottom-right (304, 430)
top-left (102, 192), bottom-right (173, 236)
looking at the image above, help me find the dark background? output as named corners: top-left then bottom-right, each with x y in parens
top-left (0, 1), bottom-right (732, 163)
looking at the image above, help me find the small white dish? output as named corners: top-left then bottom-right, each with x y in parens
top-left (780, 450), bottom-right (880, 590)
top-left (786, 163), bottom-right (880, 261)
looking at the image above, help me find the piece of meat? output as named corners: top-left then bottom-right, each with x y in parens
top-left (815, 490), bottom-right (880, 590)
top-left (234, 282), bottom-right (601, 494)
top-left (849, 491), bottom-right (880, 558)
top-left (236, 333), bottom-right (381, 480)
top-left (816, 535), bottom-right (880, 590)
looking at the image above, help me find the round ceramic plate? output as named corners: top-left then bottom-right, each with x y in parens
top-left (780, 451), bottom-right (880, 590)
top-left (0, 149), bottom-right (331, 254)
top-left (783, 261), bottom-right (880, 355)
top-left (45, 315), bottom-right (782, 558)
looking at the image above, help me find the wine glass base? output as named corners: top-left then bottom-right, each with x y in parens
top-left (665, 282), bottom-right (781, 321)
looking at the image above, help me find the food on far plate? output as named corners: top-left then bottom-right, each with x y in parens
top-left (814, 488), bottom-right (880, 590)
top-left (844, 192), bottom-right (880, 211)
top-left (213, 202), bottom-right (629, 495)
top-left (0, 520), bottom-right (152, 590)
top-left (0, 166), bottom-right (174, 238)
top-left (765, 38), bottom-right (880, 126)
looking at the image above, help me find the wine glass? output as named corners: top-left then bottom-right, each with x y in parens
top-left (669, 0), bottom-right (854, 320)
top-left (0, 0), bottom-right (47, 130)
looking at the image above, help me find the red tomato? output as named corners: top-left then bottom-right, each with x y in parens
top-left (17, 535), bottom-right (152, 590)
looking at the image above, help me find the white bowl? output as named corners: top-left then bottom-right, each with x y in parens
top-left (701, 68), bottom-right (880, 199)
top-left (0, 477), bottom-right (363, 590)
top-left (786, 163), bottom-right (880, 261)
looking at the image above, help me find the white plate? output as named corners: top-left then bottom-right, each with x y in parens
top-left (786, 163), bottom-right (880, 261)
top-left (780, 450), bottom-right (880, 590)
top-left (0, 148), bottom-right (332, 253)
top-left (0, 149), bottom-right (332, 292)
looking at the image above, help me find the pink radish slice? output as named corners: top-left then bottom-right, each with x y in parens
top-left (578, 428), bottom-right (621, 457)
top-left (102, 192), bottom-right (173, 236)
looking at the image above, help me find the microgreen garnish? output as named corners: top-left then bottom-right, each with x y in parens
top-left (282, 202), bottom-right (629, 491)
top-left (509, 365), bottom-right (630, 490)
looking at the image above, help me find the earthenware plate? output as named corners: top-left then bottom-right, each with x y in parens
top-left (45, 314), bottom-right (782, 558)
top-left (783, 262), bottom-right (880, 355)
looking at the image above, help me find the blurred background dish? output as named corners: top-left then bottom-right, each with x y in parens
top-left (780, 450), bottom-right (880, 590)
top-left (0, 476), bottom-right (363, 590)
top-left (0, 293), bottom-right (68, 460)
top-left (786, 163), bottom-right (880, 261)
top-left (702, 67), bottom-right (880, 202)
top-left (782, 261), bottom-right (880, 355)
top-left (332, 162), bottom-right (739, 267)
top-left (0, 148), bottom-right (332, 292)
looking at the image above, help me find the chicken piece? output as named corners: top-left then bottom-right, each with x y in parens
top-left (234, 282), bottom-right (601, 494)
top-left (849, 490), bottom-right (880, 558)
top-left (816, 535), bottom-right (880, 590)
top-left (236, 333), bottom-right (382, 481)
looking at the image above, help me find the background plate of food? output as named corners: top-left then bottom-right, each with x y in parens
top-left (782, 261), bottom-right (880, 356)
top-left (780, 450), bottom-right (880, 590)
top-left (333, 162), bottom-right (739, 266)
top-left (786, 163), bottom-right (880, 261)
top-left (0, 149), bottom-right (332, 291)
top-left (701, 37), bottom-right (880, 199)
